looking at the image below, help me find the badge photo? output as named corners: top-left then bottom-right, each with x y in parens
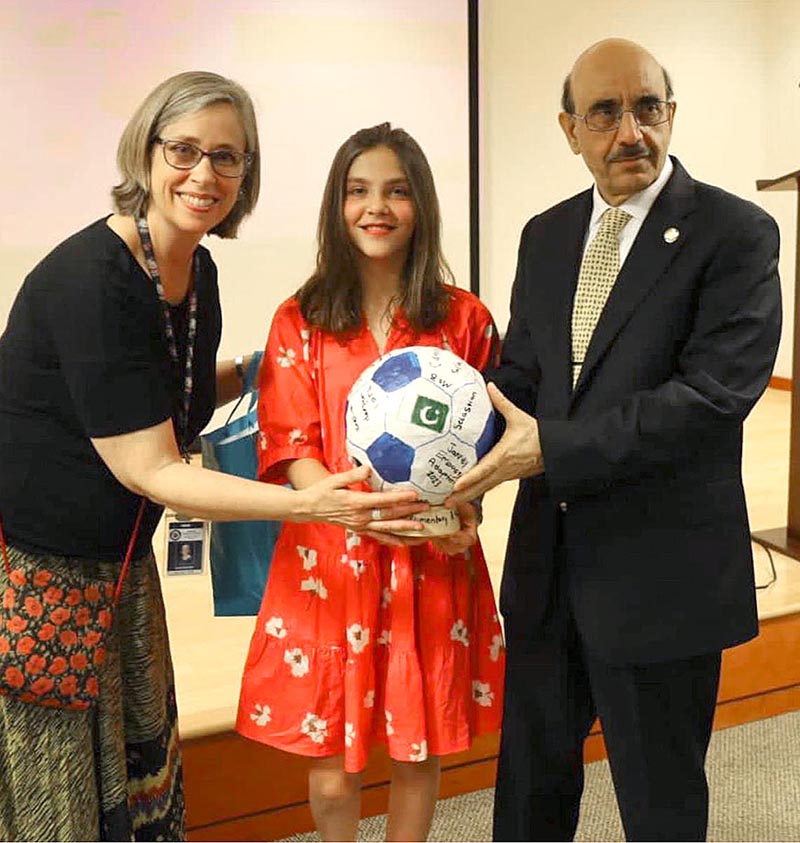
top-left (165, 520), bottom-right (206, 575)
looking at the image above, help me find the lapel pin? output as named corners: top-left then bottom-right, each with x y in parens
top-left (663, 226), bottom-right (680, 244)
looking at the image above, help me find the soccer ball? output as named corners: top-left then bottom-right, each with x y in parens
top-left (345, 346), bottom-right (496, 532)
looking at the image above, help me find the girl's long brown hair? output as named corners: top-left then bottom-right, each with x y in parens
top-left (296, 123), bottom-right (452, 336)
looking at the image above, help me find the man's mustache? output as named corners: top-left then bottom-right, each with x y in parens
top-left (606, 145), bottom-right (651, 162)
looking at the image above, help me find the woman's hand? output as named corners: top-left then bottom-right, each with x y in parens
top-left (296, 465), bottom-right (428, 533)
top-left (90, 427), bottom-right (422, 526)
top-left (430, 501), bottom-right (479, 556)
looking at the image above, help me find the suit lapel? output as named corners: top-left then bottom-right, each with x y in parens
top-left (572, 158), bottom-right (697, 399)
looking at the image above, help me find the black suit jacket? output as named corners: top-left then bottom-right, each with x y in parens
top-left (492, 157), bottom-right (782, 664)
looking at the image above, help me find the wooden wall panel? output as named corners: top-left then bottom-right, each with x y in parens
top-left (184, 732), bottom-right (500, 835)
top-left (185, 612), bottom-right (800, 840)
top-left (719, 614), bottom-right (800, 700)
top-left (769, 376), bottom-right (791, 391)
top-left (186, 755), bottom-right (502, 842)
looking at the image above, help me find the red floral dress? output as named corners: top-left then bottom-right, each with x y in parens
top-left (235, 287), bottom-right (505, 773)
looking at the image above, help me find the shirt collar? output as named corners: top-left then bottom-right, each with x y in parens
top-left (590, 155), bottom-right (674, 228)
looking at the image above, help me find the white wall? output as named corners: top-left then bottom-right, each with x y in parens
top-left (480, 0), bottom-right (793, 379)
top-left (0, 0), bottom-right (470, 429)
top-left (760, 0), bottom-right (800, 379)
top-left (3, 0), bottom-right (796, 394)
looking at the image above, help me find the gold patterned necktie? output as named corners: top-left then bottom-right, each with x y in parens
top-left (571, 207), bottom-right (632, 388)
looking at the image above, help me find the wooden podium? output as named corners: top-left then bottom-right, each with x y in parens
top-left (752, 169), bottom-right (800, 560)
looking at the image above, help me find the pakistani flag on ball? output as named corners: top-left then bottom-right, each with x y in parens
top-left (345, 346), bottom-right (496, 504)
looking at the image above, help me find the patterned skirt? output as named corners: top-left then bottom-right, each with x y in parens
top-left (0, 543), bottom-right (184, 842)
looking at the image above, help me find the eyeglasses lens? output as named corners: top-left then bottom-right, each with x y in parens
top-left (585, 102), bottom-right (669, 131)
top-left (162, 141), bottom-right (246, 177)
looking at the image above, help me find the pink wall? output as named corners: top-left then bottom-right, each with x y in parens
top-left (0, 0), bottom-right (470, 333)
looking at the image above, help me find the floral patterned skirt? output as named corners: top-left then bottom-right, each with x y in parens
top-left (236, 522), bottom-right (505, 773)
top-left (0, 544), bottom-right (184, 841)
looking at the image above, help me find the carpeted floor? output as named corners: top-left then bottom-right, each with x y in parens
top-left (283, 710), bottom-right (800, 841)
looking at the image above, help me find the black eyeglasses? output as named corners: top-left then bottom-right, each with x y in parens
top-left (155, 138), bottom-right (252, 178)
top-left (571, 99), bottom-right (673, 132)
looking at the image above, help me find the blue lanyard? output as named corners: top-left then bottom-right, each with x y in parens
top-left (135, 215), bottom-right (198, 460)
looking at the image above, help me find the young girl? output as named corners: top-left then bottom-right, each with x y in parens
top-left (236, 123), bottom-right (505, 842)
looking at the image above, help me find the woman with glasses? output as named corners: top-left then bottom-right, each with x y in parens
top-left (0, 71), bottom-right (422, 842)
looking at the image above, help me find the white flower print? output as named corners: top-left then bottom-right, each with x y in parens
top-left (346, 624), bottom-right (370, 654)
top-left (364, 690), bottom-right (375, 708)
top-left (377, 629), bottom-right (391, 646)
top-left (288, 428), bottom-right (308, 445)
top-left (300, 576), bottom-right (328, 599)
top-left (250, 703), bottom-right (272, 727)
top-left (345, 531), bottom-right (362, 551)
top-left (489, 634), bottom-right (504, 662)
top-left (485, 324), bottom-right (494, 339)
top-left (284, 647), bottom-right (310, 677)
top-left (301, 712), bottom-right (328, 744)
top-left (297, 545), bottom-right (318, 570)
top-left (277, 346), bottom-right (297, 368)
top-left (409, 740), bottom-right (428, 762)
top-left (300, 328), bottom-right (311, 362)
top-left (450, 619), bottom-right (470, 647)
top-left (345, 722), bottom-right (356, 748)
top-left (385, 709), bottom-right (394, 736)
top-left (265, 616), bottom-right (287, 639)
top-left (348, 559), bottom-right (366, 579)
top-left (472, 680), bottom-right (495, 708)
top-left (258, 431), bottom-right (268, 451)
top-left (390, 561), bottom-right (398, 592)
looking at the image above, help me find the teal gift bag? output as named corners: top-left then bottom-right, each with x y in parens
top-left (201, 352), bottom-right (279, 616)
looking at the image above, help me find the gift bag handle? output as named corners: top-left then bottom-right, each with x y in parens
top-left (226, 350), bottom-right (263, 425)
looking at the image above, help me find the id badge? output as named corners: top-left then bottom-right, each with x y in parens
top-left (165, 520), bottom-right (206, 575)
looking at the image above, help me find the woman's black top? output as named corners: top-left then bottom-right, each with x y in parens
top-left (0, 218), bottom-right (221, 559)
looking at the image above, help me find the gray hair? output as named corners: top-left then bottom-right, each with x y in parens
top-left (111, 71), bottom-right (260, 238)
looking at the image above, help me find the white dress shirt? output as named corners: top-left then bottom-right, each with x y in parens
top-left (582, 156), bottom-right (674, 269)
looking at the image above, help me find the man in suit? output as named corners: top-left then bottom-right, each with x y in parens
top-left (448, 38), bottom-right (782, 841)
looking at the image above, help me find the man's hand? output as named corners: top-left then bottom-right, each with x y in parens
top-left (446, 382), bottom-right (544, 506)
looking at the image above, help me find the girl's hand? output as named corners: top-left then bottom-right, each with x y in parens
top-left (430, 502), bottom-right (479, 556)
top-left (360, 529), bottom-right (430, 548)
top-left (297, 465), bottom-right (427, 532)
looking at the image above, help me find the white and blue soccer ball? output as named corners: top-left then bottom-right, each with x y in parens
top-left (345, 346), bottom-right (496, 504)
